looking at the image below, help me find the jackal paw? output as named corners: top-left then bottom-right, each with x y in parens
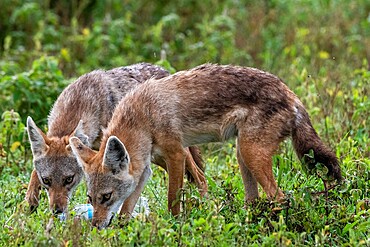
top-left (25, 192), bottom-right (39, 213)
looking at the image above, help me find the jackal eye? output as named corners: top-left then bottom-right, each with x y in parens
top-left (42, 177), bottom-right (51, 186)
top-left (101, 192), bottom-right (112, 203)
top-left (64, 175), bottom-right (74, 185)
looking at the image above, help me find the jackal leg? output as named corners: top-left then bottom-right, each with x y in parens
top-left (184, 148), bottom-right (208, 197)
top-left (25, 169), bottom-right (41, 212)
top-left (153, 148), bottom-right (207, 197)
top-left (120, 165), bottom-right (152, 217)
top-left (237, 137), bottom-right (284, 201)
top-left (163, 143), bottom-right (186, 216)
top-left (236, 142), bottom-right (259, 202)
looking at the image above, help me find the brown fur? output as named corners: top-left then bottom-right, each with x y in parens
top-left (70, 64), bottom-right (341, 227)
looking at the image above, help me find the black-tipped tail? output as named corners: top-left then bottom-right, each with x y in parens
top-left (292, 104), bottom-right (342, 181)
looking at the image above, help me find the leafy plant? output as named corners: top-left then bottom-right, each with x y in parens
top-left (0, 110), bottom-right (30, 175)
top-left (0, 56), bottom-right (66, 124)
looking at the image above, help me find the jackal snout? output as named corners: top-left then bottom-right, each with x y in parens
top-left (91, 207), bottom-right (114, 229)
top-left (48, 189), bottom-right (69, 214)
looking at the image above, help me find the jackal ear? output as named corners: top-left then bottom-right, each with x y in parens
top-left (103, 136), bottom-right (130, 175)
top-left (72, 120), bottom-right (90, 147)
top-left (69, 136), bottom-right (96, 170)
top-left (27, 116), bottom-right (49, 157)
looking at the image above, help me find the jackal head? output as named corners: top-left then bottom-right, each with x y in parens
top-left (69, 136), bottom-right (136, 229)
top-left (27, 117), bottom-right (88, 214)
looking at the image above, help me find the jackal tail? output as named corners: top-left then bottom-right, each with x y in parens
top-left (292, 104), bottom-right (342, 181)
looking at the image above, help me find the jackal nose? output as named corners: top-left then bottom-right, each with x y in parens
top-left (53, 207), bottom-right (64, 215)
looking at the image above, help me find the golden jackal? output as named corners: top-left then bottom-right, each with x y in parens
top-left (26, 63), bottom-right (207, 214)
top-left (70, 64), bottom-right (342, 229)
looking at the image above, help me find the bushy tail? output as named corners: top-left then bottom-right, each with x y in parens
top-left (292, 104), bottom-right (342, 181)
top-left (186, 146), bottom-right (205, 182)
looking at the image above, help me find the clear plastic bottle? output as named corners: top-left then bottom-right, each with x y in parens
top-left (74, 204), bottom-right (94, 220)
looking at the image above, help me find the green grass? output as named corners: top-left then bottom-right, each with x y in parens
top-left (1, 142), bottom-right (369, 246)
top-left (1, 0), bottom-right (369, 246)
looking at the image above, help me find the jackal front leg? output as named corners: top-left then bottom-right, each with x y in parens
top-left (165, 146), bottom-right (186, 216)
top-left (25, 169), bottom-right (41, 212)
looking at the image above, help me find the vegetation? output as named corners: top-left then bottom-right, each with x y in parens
top-left (1, 0), bottom-right (369, 245)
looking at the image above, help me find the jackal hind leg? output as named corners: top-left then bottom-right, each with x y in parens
top-left (25, 169), bottom-right (41, 212)
top-left (184, 148), bottom-right (208, 197)
top-left (236, 142), bottom-right (259, 203)
top-left (236, 136), bottom-right (284, 201)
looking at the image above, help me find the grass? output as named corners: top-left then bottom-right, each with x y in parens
top-left (0, 0), bottom-right (369, 246)
top-left (1, 138), bottom-right (369, 245)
